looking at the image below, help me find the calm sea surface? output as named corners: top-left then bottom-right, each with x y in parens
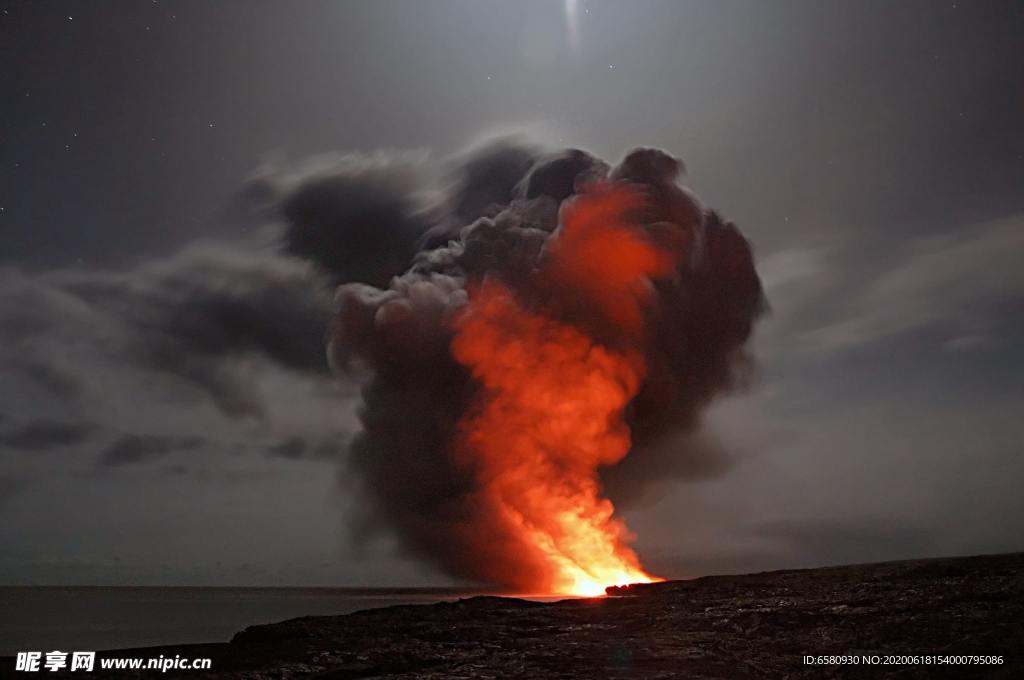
top-left (0, 586), bottom-right (500, 655)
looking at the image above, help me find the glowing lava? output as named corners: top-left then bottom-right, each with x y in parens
top-left (451, 184), bottom-right (671, 596)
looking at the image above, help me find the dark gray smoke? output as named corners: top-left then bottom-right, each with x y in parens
top-left (247, 152), bottom-right (433, 288)
top-left (276, 139), bottom-right (766, 587)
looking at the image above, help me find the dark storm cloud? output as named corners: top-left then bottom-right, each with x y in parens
top-left (326, 142), bottom-right (765, 587)
top-left (265, 435), bottom-right (349, 461)
top-left (0, 233), bottom-right (361, 506)
top-left (420, 137), bottom-right (545, 249)
top-left (247, 151), bottom-right (434, 288)
top-left (519, 147), bottom-right (610, 202)
top-left (152, 262), bottom-right (330, 375)
top-left (99, 434), bottom-right (205, 467)
top-left (447, 137), bottom-right (543, 223)
top-left (0, 243), bottom-right (334, 420)
top-left (0, 420), bottom-right (96, 452)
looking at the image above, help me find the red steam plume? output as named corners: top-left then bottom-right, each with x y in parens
top-left (450, 184), bottom-right (674, 595)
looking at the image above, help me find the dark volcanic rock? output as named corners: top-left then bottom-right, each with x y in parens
top-left (14, 553), bottom-right (1024, 679)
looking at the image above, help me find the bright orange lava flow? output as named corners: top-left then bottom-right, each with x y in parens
top-left (451, 184), bottom-right (671, 596)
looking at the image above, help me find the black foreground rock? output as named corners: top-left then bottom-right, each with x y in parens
top-left (15, 553), bottom-right (1024, 679)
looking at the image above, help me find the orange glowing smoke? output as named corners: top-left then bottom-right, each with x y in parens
top-left (451, 184), bottom-right (675, 596)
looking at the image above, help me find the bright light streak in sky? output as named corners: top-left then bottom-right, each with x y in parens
top-left (565, 0), bottom-right (581, 54)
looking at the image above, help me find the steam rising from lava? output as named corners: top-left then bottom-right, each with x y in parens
top-left (288, 142), bottom-right (764, 594)
top-left (451, 184), bottom-right (674, 594)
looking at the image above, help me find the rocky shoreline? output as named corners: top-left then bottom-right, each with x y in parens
top-left (9, 553), bottom-right (1023, 678)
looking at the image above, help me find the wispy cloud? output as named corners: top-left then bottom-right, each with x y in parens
top-left (755, 215), bottom-right (1024, 356)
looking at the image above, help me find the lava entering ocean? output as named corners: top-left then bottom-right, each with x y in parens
top-left (322, 143), bottom-right (764, 598)
top-left (451, 185), bottom-right (670, 595)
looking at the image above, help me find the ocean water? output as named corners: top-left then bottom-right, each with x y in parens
top-left (0, 586), bottom-right (492, 655)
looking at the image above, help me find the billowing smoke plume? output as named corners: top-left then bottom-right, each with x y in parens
top-left (279, 139), bottom-right (765, 591)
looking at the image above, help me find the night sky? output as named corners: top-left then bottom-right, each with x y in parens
top-left (1, 0), bottom-right (1023, 586)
